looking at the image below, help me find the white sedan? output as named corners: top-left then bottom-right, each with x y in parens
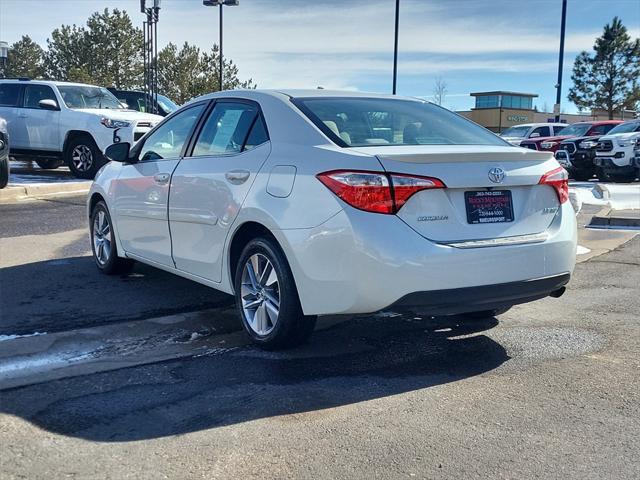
top-left (89, 90), bottom-right (577, 349)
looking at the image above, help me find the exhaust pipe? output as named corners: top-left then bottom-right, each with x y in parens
top-left (550, 287), bottom-right (566, 298)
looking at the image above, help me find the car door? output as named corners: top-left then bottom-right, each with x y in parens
top-left (0, 83), bottom-right (25, 148)
top-left (20, 84), bottom-right (61, 151)
top-left (168, 99), bottom-right (271, 282)
top-left (111, 102), bottom-right (206, 266)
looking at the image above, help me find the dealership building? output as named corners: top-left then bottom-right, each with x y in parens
top-left (457, 91), bottom-right (635, 133)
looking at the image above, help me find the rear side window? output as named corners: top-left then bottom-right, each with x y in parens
top-left (23, 85), bottom-right (57, 109)
top-left (0, 84), bottom-right (22, 107)
top-left (294, 97), bottom-right (506, 147)
top-left (192, 102), bottom-right (260, 156)
top-left (243, 116), bottom-right (269, 151)
top-left (532, 126), bottom-right (551, 137)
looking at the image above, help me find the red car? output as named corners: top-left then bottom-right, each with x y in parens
top-left (519, 121), bottom-right (623, 152)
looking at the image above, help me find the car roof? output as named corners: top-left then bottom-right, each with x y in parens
top-left (0, 78), bottom-right (104, 88)
top-left (195, 88), bottom-right (424, 104)
top-left (505, 123), bottom-right (567, 128)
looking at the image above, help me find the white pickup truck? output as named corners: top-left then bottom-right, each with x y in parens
top-left (594, 120), bottom-right (640, 183)
top-left (0, 79), bottom-right (163, 179)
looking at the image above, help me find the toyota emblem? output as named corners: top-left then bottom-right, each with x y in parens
top-left (488, 167), bottom-right (506, 184)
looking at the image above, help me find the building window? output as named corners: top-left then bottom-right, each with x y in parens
top-left (475, 95), bottom-right (500, 109)
top-left (502, 95), bottom-right (532, 109)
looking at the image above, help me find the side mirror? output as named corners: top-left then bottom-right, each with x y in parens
top-left (530, 132), bottom-right (540, 138)
top-left (105, 142), bottom-right (132, 163)
top-left (38, 99), bottom-right (59, 111)
top-left (120, 102), bottom-right (129, 109)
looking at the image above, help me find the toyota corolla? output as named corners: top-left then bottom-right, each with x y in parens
top-left (88, 90), bottom-right (576, 349)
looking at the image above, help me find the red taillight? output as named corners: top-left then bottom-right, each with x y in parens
top-left (539, 166), bottom-right (569, 204)
top-left (317, 170), bottom-right (445, 214)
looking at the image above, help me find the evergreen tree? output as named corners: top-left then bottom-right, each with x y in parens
top-left (568, 17), bottom-right (640, 118)
top-left (4, 36), bottom-right (45, 79)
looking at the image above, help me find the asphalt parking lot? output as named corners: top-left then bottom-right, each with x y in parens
top-left (1, 187), bottom-right (639, 479)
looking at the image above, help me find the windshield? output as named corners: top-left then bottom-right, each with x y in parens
top-left (157, 94), bottom-right (178, 113)
top-left (555, 123), bottom-right (590, 137)
top-left (58, 85), bottom-right (124, 110)
top-left (295, 97), bottom-right (506, 147)
top-left (500, 126), bottom-right (530, 138)
top-left (607, 122), bottom-right (640, 135)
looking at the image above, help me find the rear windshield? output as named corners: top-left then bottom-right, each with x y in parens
top-left (294, 97), bottom-right (506, 147)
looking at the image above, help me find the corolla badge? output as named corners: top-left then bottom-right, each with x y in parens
top-left (488, 167), bottom-right (506, 184)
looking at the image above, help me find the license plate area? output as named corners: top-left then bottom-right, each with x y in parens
top-left (465, 190), bottom-right (514, 224)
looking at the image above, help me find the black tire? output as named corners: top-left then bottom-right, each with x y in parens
top-left (90, 201), bottom-right (134, 275)
top-left (463, 306), bottom-right (511, 319)
top-left (598, 169), bottom-right (636, 183)
top-left (35, 158), bottom-right (64, 169)
top-left (234, 236), bottom-right (317, 350)
top-left (0, 156), bottom-right (9, 189)
top-left (65, 134), bottom-right (106, 179)
top-left (571, 169), bottom-right (594, 182)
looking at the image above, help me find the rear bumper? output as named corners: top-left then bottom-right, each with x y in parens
top-left (276, 202), bottom-right (577, 316)
top-left (389, 273), bottom-right (570, 315)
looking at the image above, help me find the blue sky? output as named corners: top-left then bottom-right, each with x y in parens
top-left (1, 0), bottom-right (638, 112)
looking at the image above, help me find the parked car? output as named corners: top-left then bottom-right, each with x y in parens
top-left (89, 90), bottom-right (576, 349)
top-left (519, 121), bottom-right (620, 154)
top-left (0, 117), bottom-right (9, 189)
top-left (500, 123), bottom-right (567, 146)
top-left (593, 120), bottom-right (640, 183)
top-left (633, 138), bottom-right (640, 177)
top-left (107, 88), bottom-right (178, 117)
top-left (0, 79), bottom-right (163, 179)
top-left (553, 121), bottom-right (623, 180)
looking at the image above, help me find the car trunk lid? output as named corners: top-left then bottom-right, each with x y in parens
top-left (351, 145), bottom-right (562, 243)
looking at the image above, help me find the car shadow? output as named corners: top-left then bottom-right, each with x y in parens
top-left (0, 255), bottom-right (233, 336)
top-left (0, 313), bottom-right (508, 442)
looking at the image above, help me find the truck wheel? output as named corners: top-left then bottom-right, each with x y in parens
top-left (599, 169), bottom-right (636, 183)
top-left (234, 237), bottom-right (317, 350)
top-left (35, 158), bottom-right (64, 169)
top-left (0, 155), bottom-right (9, 188)
top-left (65, 135), bottom-right (106, 179)
top-left (571, 169), bottom-right (594, 182)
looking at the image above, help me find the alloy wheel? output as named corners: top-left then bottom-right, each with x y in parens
top-left (240, 253), bottom-right (280, 336)
top-left (72, 145), bottom-right (94, 172)
top-left (93, 210), bottom-right (112, 266)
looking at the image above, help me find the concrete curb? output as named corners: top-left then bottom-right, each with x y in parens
top-left (0, 181), bottom-right (90, 202)
top-left (588, 206), bottom-right (640, 229)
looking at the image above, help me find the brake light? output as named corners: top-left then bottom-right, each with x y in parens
top-left (539, 166), bottom-right (569, 204)
top-left (317, 170), bottom-right (445, 214)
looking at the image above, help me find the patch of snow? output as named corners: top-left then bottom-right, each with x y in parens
top-left (576, 245), bottom-right (591, 255)
top-left (0, 332), bottom-right (46, 342)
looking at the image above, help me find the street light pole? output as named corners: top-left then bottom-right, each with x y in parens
top-left (554, 0), bottom-right (567, 123)
top-left (392, 0), bottom-right (400, 94)
top-left (203, 0), bottom-right (239, 91)
top-left (219, 3), bottom-right (223, 90)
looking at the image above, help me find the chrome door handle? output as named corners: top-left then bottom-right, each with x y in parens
top-left (154, 173), bottom-right (170, 185)
top-left (225, 169), bottom-right (250, 184)
top-left (18, 113), bottom-right (28, 118)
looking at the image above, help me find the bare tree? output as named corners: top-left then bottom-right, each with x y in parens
top-left (432, 77), bottom-right (447, 105)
